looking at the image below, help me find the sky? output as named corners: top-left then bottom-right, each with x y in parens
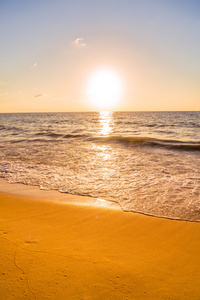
top-left (0, 0), bottom-right (200, 112)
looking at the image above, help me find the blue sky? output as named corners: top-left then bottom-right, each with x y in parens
top-left (0, 0), bottom-right (199, 111)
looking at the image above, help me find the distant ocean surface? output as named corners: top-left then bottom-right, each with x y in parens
top-left (0, 111), bottom-right (199, 221)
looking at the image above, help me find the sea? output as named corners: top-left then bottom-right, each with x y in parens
top-left (0, 111), bottom-right (199, 222)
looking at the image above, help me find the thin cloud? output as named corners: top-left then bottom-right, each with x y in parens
top-left (31, 62), bottom-right (38, 68)
top-left (34, 93), bottom-right (48, 98)
top-left (34, 94), bottom-right (50, 98)
top-left (71, 37), bottom-right (86, 48)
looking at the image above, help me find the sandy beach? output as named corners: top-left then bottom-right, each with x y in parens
top-left (0, 181), bottom-right (200, 299)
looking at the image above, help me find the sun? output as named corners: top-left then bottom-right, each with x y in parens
top-left (87, 69), bottom-right (123, 110)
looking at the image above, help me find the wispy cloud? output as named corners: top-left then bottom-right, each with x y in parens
top-left (35, 94), bottom-right (43, 98)
top-left (71, 37), bottom-right (86, 48)
top-left (34, 93), bottom-right (48, 98)
top-left (31, 62), bottom-right (38, 68)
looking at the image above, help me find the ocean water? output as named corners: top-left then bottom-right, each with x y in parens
top-left (0, 111), bottom-right (199, 221)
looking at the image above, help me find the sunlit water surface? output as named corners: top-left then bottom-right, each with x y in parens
top-left (0, 111), bottom-right (199, 221)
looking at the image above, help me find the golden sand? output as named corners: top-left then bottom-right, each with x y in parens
top-left (0, 184), bottom-right (200, 299)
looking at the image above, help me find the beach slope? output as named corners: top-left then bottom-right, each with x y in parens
top-left (0, 190), bottom-right (200, 299)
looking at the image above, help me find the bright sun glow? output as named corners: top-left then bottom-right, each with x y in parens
top-left (87, 69), bottom-right (123, 110)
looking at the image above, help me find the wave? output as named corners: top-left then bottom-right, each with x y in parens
top-left (8, 133), bottom-right (89, 144)
top-left (6, 131), bottom-right (200, 152)
top-left (0, 125), bottom-right (21, 131)
top-left (89, 136), bottom-right (200, 152)
top-left (10, 139), bottom-right (27, 143)
top-left (35, 132), bottom-right (87, 139)
top-left (147, 139), bottom-right (200, 152)
top-left (189, 123), bottom-right (200, 128)
top-left (35, 132), bottom-right (63, 137)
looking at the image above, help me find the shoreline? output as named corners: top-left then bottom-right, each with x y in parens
top-left (0, 180), bottom-right (200, 299)
top-left (0, 178), bottom-right (120, 210)
top-left (0, 178), bottom-right (199, 223)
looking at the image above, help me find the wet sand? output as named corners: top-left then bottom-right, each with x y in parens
top-left (0, 182), bottom-right (200, 299)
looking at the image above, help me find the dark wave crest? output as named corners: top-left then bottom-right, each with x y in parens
top-left (35, 132), bottom-right (88, 139)
top-left (35, 132), bottom-right (63, 137)
top-left (89, 136), bottom-right (200, 152)
top-left (0, 125), bottom-right (21, 131)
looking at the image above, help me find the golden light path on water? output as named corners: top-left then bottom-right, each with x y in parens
top-left (99, 111), bottom-right (113, 136)
top-left (90, 112), bottom-right (115, 198)
top-left (97, 111), bottom-right (113, 163)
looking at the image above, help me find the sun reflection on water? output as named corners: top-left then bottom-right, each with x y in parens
top-left (99, 111), bottom-right (113, 136)
top-left (91, 144), bottom-right (111, 161)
